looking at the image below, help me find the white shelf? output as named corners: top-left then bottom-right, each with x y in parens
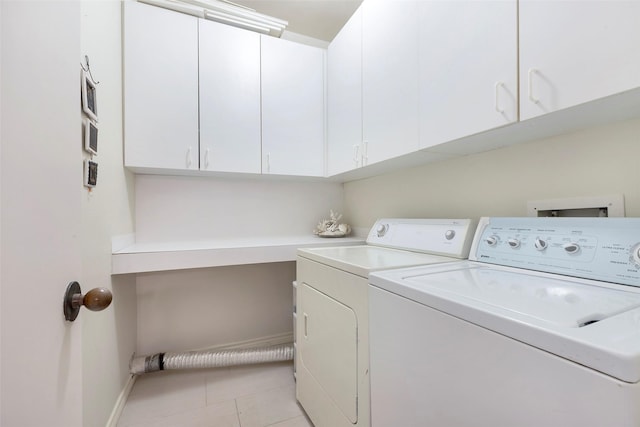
top-left (112, 235), bottom-right (365, 274)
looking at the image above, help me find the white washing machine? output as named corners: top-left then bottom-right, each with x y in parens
top-left (369, 216), bottom-right (640, 427)
top-left (295, 218), bottom-right (476, 427)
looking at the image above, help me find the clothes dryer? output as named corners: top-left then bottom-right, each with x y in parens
top-left (296, 218), bottom-right (475, 427)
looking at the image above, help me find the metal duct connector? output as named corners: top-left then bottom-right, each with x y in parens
top-left (130, 343), bottom-right (294, 375)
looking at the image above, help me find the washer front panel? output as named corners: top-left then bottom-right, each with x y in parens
top-left (369, 285), bottom-right (640, 426)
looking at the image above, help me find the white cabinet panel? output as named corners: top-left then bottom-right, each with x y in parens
top-left (327, 7), bottom-right (363, 176)
top-left (362, 0), bottom-right (420, 166)
top-left (199, 19), bottom-right (261, 173)
top-left (123, 1), bottom-right (199, 170)
top-left (520, 0), bottom-right (640, 121)
top-left (261, 36), bottom-right (325, 177)
top-left (419, 0), bottom-right (518, 149)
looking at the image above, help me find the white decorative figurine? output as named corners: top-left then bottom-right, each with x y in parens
top-left (313, 210), bottom-right (352, 237)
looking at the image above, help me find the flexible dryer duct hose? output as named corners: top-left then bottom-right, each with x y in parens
top-left (130, 343), bottom-right (294, 375)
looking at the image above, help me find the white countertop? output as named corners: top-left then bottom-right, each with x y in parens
top-left (112, 235), bottom-right (366, 274)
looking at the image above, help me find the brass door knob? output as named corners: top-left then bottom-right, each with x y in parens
top-left (64, 281), bottom-right (112, 321)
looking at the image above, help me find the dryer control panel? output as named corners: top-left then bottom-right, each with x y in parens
top-left (366, 218), bottom-right (475, 259)
top-left (470, 217), bottom-right (640, 287)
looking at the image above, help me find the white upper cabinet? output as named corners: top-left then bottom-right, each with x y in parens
top-left (520, 0), bottom-right (640, 121)
top-left (123, 1), bottom-right (199, 170)
top-left (199, 19), bottom-right (261, 173)
top-left (418, 0), bottom-right (518, 149)
top-left (327, 7), bottom-right (363, 176)
top-left (124, 2), bottom-right (326, 178)
top-left (362, 0), bottom-right (420, 166)
top-left (261, 36), bottom-right (325, 177)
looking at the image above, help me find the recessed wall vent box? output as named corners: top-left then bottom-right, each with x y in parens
top-left (527, 195), bottom-right (624, 218)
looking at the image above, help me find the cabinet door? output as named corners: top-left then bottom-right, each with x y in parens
top-left (419, 0), bottom-right (517, 149)
top-left (327, 7), bottom-right (363, 176)
top-left (199, 19), bottom-right (261, 173)
top-left (520, 0), bottom-right (640, 121)
top-left (261, 36), bottom-right (325, 177)
top-left (123, 2), bottom-right (199, 170)
top-left (362, 0), bottom-right (420, 166)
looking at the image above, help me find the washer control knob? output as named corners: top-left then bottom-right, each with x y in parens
top-left (630, 243), bottom-right (640, 267)
top-left (486, 235), bottom-right (499, 247)
top-left (507, 238), bottom-right (521, 249)
top-left (563, 242), bottom-right (581, 254)
top-left (445, 230), bottom-right (456, 240)
top-left (376, 223), bottom-right (389, 238)
top-left (534, 238), bottom-right (548, 251)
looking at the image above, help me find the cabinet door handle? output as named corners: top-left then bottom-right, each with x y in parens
top-left (362, 141), bottom-right (369, 166)
top-left (266, 153), bottom-right (271, 174)
top-left (528, 68), bottom-right (540, 104)
top-left (353, 144), bottom-right (360, 167)
top-left (204, 148), bottom-right (210, 169)
top-left (494, 81), bottom-right (505, 114)
top-left (303, 313), bottom-right (308, 338)
top-left (186, 147), bottom-right (193, 168)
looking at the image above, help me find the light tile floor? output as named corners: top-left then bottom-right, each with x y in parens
top-left (118, 361), bottom-right (313, 427)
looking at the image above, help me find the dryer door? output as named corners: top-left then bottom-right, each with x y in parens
top-left (298, 282), bottom-right (358, 423)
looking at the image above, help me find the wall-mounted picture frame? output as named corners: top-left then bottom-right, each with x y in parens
top-left (84, 159), bottom-right (98, 188)
top-left (84, 118), bottom-right (98, 155)
top-left (81, 70), bottom-right (98, 122)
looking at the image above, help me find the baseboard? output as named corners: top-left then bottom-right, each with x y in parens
top-left (105, 374), bottom-right (136, 427)
top-left (191, 331), bottom-right (294, 353)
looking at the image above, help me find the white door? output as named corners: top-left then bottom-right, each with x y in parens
top-left (1, 2), bottom-right (83, 426)
top-left (520, 0), bottom-right (640, 120)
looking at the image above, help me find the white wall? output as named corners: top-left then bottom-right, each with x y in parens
top-left (134, 175), bottom-right (344, 354)
top-left (344, 117), bottom-right (640, 226)
top-left (80, 1), bottom-right (137, 426)
top-left (135, 175), bottom-right (344, 242)
top-left (137, 262), bottom-right (295, 355)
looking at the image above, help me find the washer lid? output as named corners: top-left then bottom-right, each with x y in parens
top-left (298, 245), bottom-right (458, 278)
top-left (370, 262), bottom-right (640, 383)
top-left (402, 266), bottom-right (640, 327)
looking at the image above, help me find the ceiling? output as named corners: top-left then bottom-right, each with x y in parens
top-left (230, 0), bottom-right (362, 42)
